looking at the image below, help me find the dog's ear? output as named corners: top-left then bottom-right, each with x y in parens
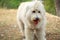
top-left (26, 6), bottom-right (30, 11)
top-left (26, 6), bottom-right (30, 13)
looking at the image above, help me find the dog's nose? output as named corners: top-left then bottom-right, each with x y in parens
top-left (35, 17), bottom-right (39, 20)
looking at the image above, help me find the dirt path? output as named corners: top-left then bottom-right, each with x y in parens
top-left (0, 9), bottom-right (60, 40)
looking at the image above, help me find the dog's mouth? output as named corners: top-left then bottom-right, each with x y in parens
top-left (33, 20), bottom-right (39, 24)
top-left (33, 19), bottom-right (40, 25)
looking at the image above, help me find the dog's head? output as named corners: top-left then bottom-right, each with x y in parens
top-left (25, 1), bottom-right (46, 25)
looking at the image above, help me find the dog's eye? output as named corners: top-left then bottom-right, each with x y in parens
top-left (32, 11), bottom-right (35, 13)
top-left (38, 11), bottom-right (40, 13)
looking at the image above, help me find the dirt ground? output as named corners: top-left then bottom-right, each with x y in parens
top-left (0, 9), bottom-right (60, 40)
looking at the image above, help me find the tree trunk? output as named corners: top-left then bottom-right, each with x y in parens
top-left (55, 0), bottom-right (60, 17)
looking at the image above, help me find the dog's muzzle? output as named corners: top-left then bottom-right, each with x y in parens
top-left (33, 17), bottom-right (40, 25)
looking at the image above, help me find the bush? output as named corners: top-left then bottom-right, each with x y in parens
top-left (0, 0), bottom-right (56, 15)
top-left (44, 0), bottom-right (56, 15)
top-left (0, 0), bottom-right (30, 9)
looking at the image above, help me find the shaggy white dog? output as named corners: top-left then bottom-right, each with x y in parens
top-left (17, 0), bottom-right (46, 40)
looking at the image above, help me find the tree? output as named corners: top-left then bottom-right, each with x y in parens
top-left (55, 0), bottom-right (60, 17)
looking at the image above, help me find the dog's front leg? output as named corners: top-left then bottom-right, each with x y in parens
top-left (25, 27), bottom-right (34, 40)
top-left (36, 28), bottom-right (46, 40)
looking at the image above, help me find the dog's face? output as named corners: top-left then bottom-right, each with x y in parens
top-left (26, 1), bottom-right (45, 25)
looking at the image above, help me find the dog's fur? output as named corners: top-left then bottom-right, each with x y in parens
top-left (17, 0), bottom-right (46, 40)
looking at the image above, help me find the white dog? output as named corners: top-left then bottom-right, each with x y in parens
top-left (17, 0), bottom-right (46, 40)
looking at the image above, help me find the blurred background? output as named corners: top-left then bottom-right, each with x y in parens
top-left (0, 0), bottom-right (60, 40)
top-left (0, 0), bottom-right (56, 15)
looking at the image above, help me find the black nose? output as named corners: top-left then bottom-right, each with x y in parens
top-left (35, 17), bottom-right (39, 20)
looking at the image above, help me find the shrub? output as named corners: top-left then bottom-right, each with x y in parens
top-left (44, 0), bottom-right (56, 15)
top-left (0, 0), bottom-right (56, 15)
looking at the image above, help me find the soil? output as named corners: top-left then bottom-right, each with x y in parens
top-left (0, 9), bottom-right (60, 40)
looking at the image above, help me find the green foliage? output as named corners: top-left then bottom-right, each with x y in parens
top-left (0, 0), bottom-right (56, 15)
top-left (44, 0), bottom-right (56, 15)
top-left (0, 0), bottom-right (30, 8)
